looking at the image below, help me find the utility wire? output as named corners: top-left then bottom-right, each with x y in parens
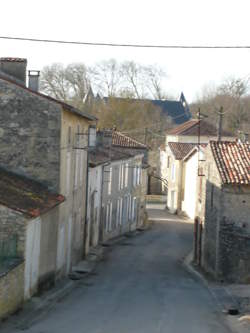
top-left (1, 36), bottom-right (250, 49)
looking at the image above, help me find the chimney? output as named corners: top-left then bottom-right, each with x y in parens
top-left (28, 70), bottom-right (40, 91)
top-left (217, 107), bottom-right (223, 141)
top-left (0, 57), bottom-right (27, 85)
top-left (96, 129), bottom-right (112, 147)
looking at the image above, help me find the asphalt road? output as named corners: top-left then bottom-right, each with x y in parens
top-left (4, 210), bottom-right (232, 333)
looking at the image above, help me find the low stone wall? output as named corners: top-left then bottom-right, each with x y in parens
top-left (0, 261), bottom-right (24, 319)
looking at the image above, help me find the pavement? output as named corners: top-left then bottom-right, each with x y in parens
top-left (0, 208), bottom-right (238, 333)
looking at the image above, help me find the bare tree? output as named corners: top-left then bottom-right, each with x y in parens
top-left (40, 63), bottom-right (90, 108)
top-left (89, 59), bottom-right (122, 97)
top-left (191, 77), bottom-right (250, 134)
top-left (142, 65), bottom-right (167, 99)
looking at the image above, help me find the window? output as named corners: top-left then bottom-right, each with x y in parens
top-left (66, 152), bottom-right (71, 196)
top-left (79, 151), bottom-right (84, 184)
top-left (167, 156), bottom-right (170, 168)
top-left (109, 202), bottom-right (112, 231)
top-left (119, 198), bottom-right (123, 225)
top-left (106, 202), bottom-right (113, 232)
top-left (68, 126), bottom-right (71, 146)
top-left (133, 166), bottom-right (137, 187)
top-left (126, 195), bottom-right (130, 219)
top-left (76, 124), bottom-right (80, 146)
top-left (171, 163), bottom-right (176, 181)
top-left (211, 184), bottom-right (214, 208)
top-left (119, 164), bottom-right (124, 190)
top-left (128, 195), bottom-right (132, 220)
top-left (125, 163), bottom-right (129, 187)
top-left (74, 150), bottom-right (80, 189)
top-left (108, 167), bottom-right (112, 195)
top-left (105, 204), bottom-right (110, 232)
top-left (132, 197), bottom-right (137, 222)
top-left (116, 199), bottom-right (120, 226)
top-left (137, 166), bottom-right (141, 185)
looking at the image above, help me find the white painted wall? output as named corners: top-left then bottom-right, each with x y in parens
top-left (24, 217), bottom-right (41, 300)
top-left (182, 152), bottom-right (198, 219)
top-left (86, 165), bottom-right (103, 252)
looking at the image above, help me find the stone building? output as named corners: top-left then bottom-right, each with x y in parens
top-left (0, 167), bottom-right (64, 318)
top-left (161, 119), bottom-right (234, 215)
top-left (201, 141), bottom-right (250, 282)
top-left (86, 129), bottom-right (148, 252)
top-left (0, 57), bottom-right (96, 280)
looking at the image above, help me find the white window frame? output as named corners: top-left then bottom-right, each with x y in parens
top-left (116, 199), bottom-right (120, 226)
top-left (171, 163), bottom-right (176, 181)
top-left (132, 197), bottom-right (137, 222)
top-left (119, 198), bottom-right (123, 225)
top-left (109, 202), bottom-right (112, 231)
top-left (79, 150), bottom-right (84, 184)
top-left (66, 151), bottom-right (71, 196)
top-left (106, 204), bottom-right (110, 232)
top-left (74, 150), bottom-right (80, 189)
top-left (136, 166), bottom-right (141, 185)
top-left (133, 166), bottom-right (137, 187)
top-left (128, 195), bottom-right (132, 220)
top-left (108, 167), bottom-right (112, 195)
top-left (125, 163), bottom-right (129, 187)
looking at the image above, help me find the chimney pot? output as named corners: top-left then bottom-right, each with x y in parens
top-left (28, 70), bottom-right (40, 92)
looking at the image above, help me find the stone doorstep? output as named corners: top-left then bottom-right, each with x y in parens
top-left (72, 260), bottom-right (96, 274)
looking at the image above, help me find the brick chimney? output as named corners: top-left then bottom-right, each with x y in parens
top-left (28, 70), bottom-right (40, 91)
top-left (0, 57), bottom-right (27, 85)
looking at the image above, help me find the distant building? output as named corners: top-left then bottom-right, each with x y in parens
top-left (86, 129), bottom-right (148, 252)
top-left (161, 119), bottom-right (234, 215)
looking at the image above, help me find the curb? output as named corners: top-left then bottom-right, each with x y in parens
top-left (183, 251), bottom-right (239, 313)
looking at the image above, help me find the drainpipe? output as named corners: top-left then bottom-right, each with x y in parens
top-left (83, 126), bottom-right (90, 257)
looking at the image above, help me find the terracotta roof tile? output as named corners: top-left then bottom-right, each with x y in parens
top-left (0, 167), bottom-right (65, 217)
top-left (168, 142), bottom-right (197, 160)
top-left (89, 146), bottom-right (139, 166)
top-left (210, 141), bottom-right (250, 185)
top-left (112, 131), bottom-right (147, 148)
top-left (100, 130), bottom-right (147, 149)
top-left (168, 119), bottom-right (232, 137)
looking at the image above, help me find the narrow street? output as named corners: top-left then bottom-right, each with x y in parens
top-left (4, 210), bottom-right (232, 333)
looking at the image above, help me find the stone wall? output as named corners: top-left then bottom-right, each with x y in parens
top-left (202, 145), bottom-right (250, 282)
top-left (0, 78), bottom-right (61, 191)
top-left (0, 261), bottom-right (24, 319)
top-left (0, 205), bottom-right (27, 256)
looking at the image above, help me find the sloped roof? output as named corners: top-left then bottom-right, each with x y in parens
top-left (112, 130), bottom-right (147, 149)
top-left (210, 141), bottom-right (250, 185)
top-left (152, 100), bottom-right (191, 124)
top-left (0, 73), bottom-right (96, 121)
top-left (0, 167), bottom-right (64, 217)
top-left (102, 96), bottom-right (191, 125)
top-left (168, 119), bottom-right (232, 137)
top-left (89, 146), bottom-right (140, 167)
top-left (168, 142), bottom-right (197, 160)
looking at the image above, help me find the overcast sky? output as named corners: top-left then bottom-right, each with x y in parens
top-left (1, 0), bottom-right (250, 102)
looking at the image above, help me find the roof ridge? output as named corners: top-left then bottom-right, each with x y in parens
top-left (0, 74), bottom-right (96, 121)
